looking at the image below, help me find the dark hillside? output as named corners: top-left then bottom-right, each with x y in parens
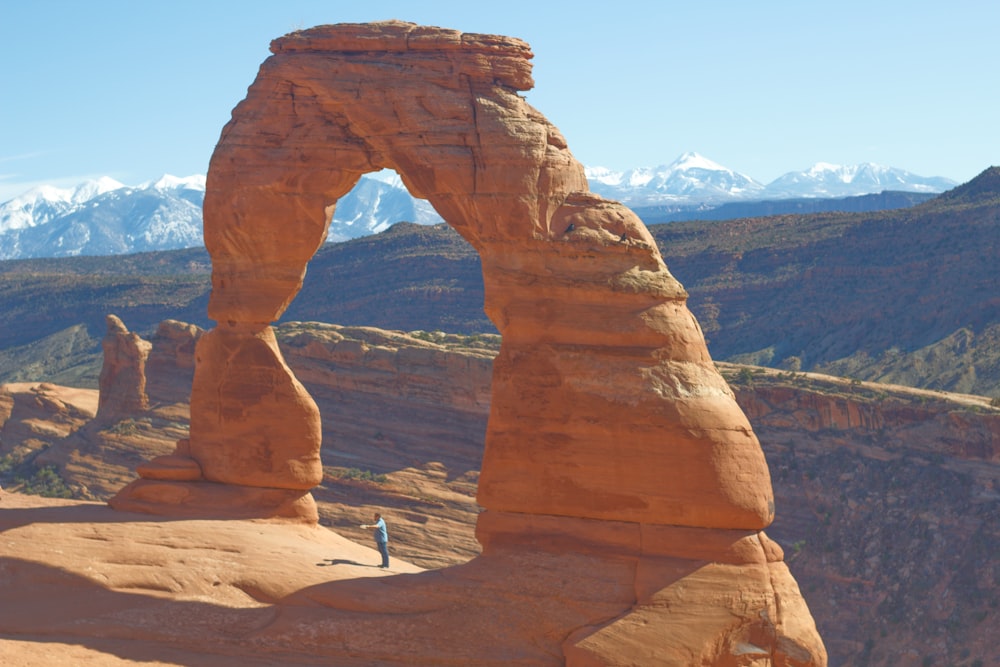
top-left (0, 248), bottom-right (212, 349)
top-left (654, 166), bottom-right (1000, 395)
top-left (0, 224), bottom-right (489, 385)
top-left (1, 169), bottom-right (998, 396)
top-left (285, 222), bottom-right (490, 334)
top-left (930, 165), bottom-right (1000, 206)
top-left (633, 189), bottom-right (937, 224)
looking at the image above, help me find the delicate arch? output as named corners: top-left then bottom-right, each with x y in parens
top-left (123, 20), bottom-right (775, 531)
top-left (107, 22), bottom-right (827, 665)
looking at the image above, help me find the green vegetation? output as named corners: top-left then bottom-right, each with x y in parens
top-left (16, 465), bottom-right (74, 498)
top-left (0, 453), bottom-right (75, 498)
top-left (330, 467), bottom-right (388, 484)
top-left (733, 367), bottom-right (757, 386)
top-left (104, 418), bottom-right (141, 436)
top-left (0, 452), bottom-right (20, 475)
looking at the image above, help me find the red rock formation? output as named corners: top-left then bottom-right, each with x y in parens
top-left (96, 314), bottom-right (151, 420)
top-left (144, 319), bottom-right (201, 406)
top-left (110, 21), bottom-right (826, 664)
top-left (0, 383), bottom-right (97, 457)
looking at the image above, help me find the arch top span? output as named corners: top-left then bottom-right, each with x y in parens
top-left (269, 20), bottom-right (536, 92)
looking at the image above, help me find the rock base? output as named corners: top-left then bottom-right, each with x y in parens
top-left (108, 479), bottom-right (318, 523)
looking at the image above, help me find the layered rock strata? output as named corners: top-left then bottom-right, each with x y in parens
top-left (110, 21), bottom-right (825, 664)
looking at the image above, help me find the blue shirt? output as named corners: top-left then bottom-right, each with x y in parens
top-left (373, 517), bottom-right (387, 544)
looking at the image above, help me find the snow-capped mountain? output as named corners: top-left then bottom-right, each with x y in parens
top-left (0, 172), bottom-right (444, 259)
top-left (587, 152), bottom-right (956, 206)
top-left (587, 152), bottom-right (766, 204)
top-left (0, 156), bottom-right (957, 259)
top-left (762, 162), bottom-right (955, 199)
top-left (0, 176), bottom-right (205, 259)
top-left (0, 176), bottom-right (127, 233)
top-left (326, 170), bottom-right (443, 243)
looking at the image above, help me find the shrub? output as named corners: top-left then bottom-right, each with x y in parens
top-left (335, 467), bottom-right (388, 484)
top-left (735, 367), bottom-right (756, 386)
top-left (105, 419), bottom-right (139, 436)
top-left (0, 453), bottom-right (21, 475)
top-left (16, 466), bottom-right (74, 498)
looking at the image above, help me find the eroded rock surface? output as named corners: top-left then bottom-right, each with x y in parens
top-left (96, 314), bottom-right (151, 420)
top-left (145, 318), bottom-right (201, 406)
top-left (108, 21), bottom-right (826, 665)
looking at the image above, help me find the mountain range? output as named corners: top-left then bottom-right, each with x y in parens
top-left (2, 165), bottom-right (998, 397)
top-left (0, 152), bottom-right (957, 260)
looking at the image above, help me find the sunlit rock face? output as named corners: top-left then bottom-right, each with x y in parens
top-left (110, 21), bottom-right (826, 665)
top-left (96, 314), bottom-right (151, 420)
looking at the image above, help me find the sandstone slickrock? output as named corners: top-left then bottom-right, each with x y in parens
top-left (0, 382), bottom-right (97, 457)
top-left (108, 21), bottom-right (826, 664)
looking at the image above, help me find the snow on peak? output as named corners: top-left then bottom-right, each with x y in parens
top-left (364, 169), bottom-right (405, 188)
top-left (3, 177), bottom-right (124, 210)
top-left (145, 174), bottom-right (207, 191)
top-left (807, 162), bottom-right (843, 175)
top-left (583, 166), bottom-right (623, 187)
top-left (71, 177), bottom-right (126, 203)
top-left (669, 151), bottom-right (730, 173)
top-left (13, 184), bottom-right (74, 206)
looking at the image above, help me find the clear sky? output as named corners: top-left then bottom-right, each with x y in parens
top-left (1, 0), bottom-right (997, 201)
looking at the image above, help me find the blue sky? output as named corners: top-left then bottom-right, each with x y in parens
top-left (1, 0), bottom-right (997, 201)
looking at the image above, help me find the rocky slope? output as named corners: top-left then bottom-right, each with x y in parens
top-left (3, 320), bottom-right (997, 665)
top-left (655, 166), bottom-right (1000, 397)
top-left (721, 366), bottom-right (1000, 665)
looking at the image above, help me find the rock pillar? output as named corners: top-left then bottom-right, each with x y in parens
top-left (96, 314), bottom-right (151, 420)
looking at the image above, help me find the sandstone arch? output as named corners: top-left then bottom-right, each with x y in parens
top-left (203, 20), bottom-right (775, 529)
top-left (110, 21), bottom-right (826, 664)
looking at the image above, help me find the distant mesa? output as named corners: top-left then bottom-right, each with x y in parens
top-left (106, 20), bottom-right (826, 664)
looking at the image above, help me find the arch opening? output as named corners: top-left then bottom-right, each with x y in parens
top-left (326, 168), bottom-right (444, 243)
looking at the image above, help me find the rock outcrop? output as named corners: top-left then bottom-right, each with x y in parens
top-left (109, 21), bottom-right (825, 664)
top-left (95, 314), bottom-right (151, 420)
top-left (144, 318), bottom-right (202, 406)
top-left (0, 383), bottom-right (97, 458)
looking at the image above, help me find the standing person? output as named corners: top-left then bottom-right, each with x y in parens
top-left (360, 511), bottom-right (389, 568)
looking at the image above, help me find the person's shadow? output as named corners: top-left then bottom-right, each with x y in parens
top-left (317, 558), bottom-right (374, 567)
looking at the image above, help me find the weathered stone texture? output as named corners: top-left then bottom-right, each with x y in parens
top-left (96, 314), bottom-right (151, 420)
top-left (109, 21), bottom-right (825, 665)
